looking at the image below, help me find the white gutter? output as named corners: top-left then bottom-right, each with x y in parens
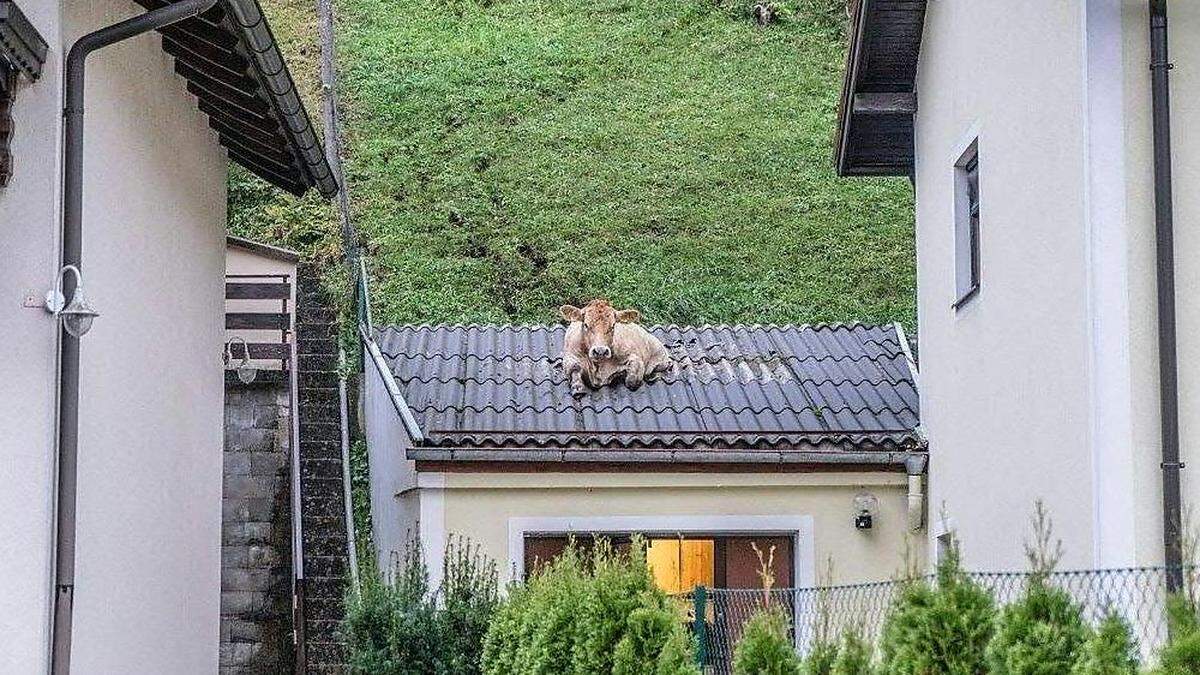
top-left (359, 323), bottom-right (423, 444)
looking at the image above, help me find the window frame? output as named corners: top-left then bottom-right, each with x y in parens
top-left (952, 141), bottom-right (982, 310)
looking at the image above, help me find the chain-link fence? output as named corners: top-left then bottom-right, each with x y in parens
top-left (682, 566), bottom-right (1190, 674)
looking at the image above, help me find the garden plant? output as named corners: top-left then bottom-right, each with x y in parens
top-left (480, 537), bottom-right (699, 675)
top-left (343, 536), bottom-right (498, 675)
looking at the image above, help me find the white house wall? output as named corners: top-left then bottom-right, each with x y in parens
top-left (0, 1), bottom-right (227, 671)
top-left (0, 3), bottom-right (64, 671)
top-left (1120, 0), bottom-right (1200, 567)
top-left (914, 0), bottom-right (1097, 569)
top-left (363, 345), bottom-right (418, 571)
top-left (66, 2), bottom-right (228, 671)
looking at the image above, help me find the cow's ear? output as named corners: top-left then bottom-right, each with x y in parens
top-left (616, 309), bottom-right (640, 323)
top-left (560, 305), bottom-right (583, 323)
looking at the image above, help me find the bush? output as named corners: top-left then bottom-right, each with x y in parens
top-left (878, 543), bottom-right (996, 675)
top-left (984, 580), bottom-right (1088, 675)
top-left (344, 537), bottom-right (498, 675)
top-left (613, 606), bottom-right (698, 675)
top-left (985, 504), bottom-right (1089, 675)
top-left (733, 607), bottom-right (804, 675)
top-left (481, 538), bottom-right (700, 675)
top-left (1156, 594), bottom-right (1200, 675)
top-left (831, 627), bottom-right (873, 675)
top-left (1070, 611), bottom-right (1138, 675)
top-left (801, 642), bottom-right (838, 675)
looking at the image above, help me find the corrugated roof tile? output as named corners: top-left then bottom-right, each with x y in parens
top-left (374, 324), bottom-right (923, 454)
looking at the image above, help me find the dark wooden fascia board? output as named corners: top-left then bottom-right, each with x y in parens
top-left (852, 92), bottom-right (917, 115)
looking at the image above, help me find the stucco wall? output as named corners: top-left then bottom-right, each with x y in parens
top-left (363, 350), bottom-right (419, 571)
top-left (913, 1), bottom-right (1096, 569)
top-left (914, 0), bottom-right (1200, 571)
top-left (0, 3), bottom-right (64, 671)
top-left (0, 1), bottom-right (227, 671)
top-left (414, 472), bottom-right (921, 588)
top-left (1119, 0), bottom-right (1200, 567)
top-left (67, 2), bottom-right (227, 671)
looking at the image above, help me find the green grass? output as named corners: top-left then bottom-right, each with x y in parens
top-left (237, 0), bottom-right (915, 327)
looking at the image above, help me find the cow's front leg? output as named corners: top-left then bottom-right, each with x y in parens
top-left (623, 355), bottom-right (646, 390)
top-left (565, 359), bottom-right (588, 397)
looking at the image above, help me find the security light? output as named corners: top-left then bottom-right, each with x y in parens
top-left (853, 492), bottom-right (879, 530)
top-left (224, 336), bottom-right (257, 384)
top-left (45, 264), bottom-right (99, 338)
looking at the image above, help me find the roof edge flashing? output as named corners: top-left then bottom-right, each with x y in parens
top-left (409, 447), bottom-right (926, 466)
top-left (361, 323), bottom-right (425, 444)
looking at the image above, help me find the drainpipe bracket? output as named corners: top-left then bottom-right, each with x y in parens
top-left (1161, 461), bottom-right (1186, 470)
top-left (1150, 61), bottom-right (1175, 71)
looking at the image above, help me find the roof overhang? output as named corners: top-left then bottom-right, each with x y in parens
top-left (0, 1), bottom-right (47, 81)
top-left (134, 0), bottom-right (338, 197)
top-left (226, 234), bottom-right (299, 263)
top-left (835, 0), bottom-right (927, 177)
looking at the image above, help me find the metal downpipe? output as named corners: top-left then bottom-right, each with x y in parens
top-left (1148, 0), bottom-right (1184, 591)
top-left (51, 1), bottom-right (217, 671)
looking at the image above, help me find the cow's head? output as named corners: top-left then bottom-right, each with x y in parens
top-left (560, 299), bottom-right (640, 361)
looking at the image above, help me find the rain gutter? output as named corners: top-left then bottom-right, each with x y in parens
top-left (408, 448), bottom-right (928, 467)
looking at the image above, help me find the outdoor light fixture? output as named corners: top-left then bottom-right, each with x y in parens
top-left (45, 264), bottom-right (99, 338)
top-left (853, 492), bottom-right (879, 530)
top-left (224, 336), bottom-right (258, 384)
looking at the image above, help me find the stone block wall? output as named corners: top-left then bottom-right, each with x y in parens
top-left (221, 375), bottom-right (295, 674)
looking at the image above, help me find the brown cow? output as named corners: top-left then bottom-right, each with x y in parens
top-left (560, 300), bottom-right (673, 396)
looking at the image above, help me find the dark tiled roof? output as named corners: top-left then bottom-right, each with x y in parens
top-left (373, 324), bottom-right (922, 457)
top-left (135, 0), bottom-right (338, 197)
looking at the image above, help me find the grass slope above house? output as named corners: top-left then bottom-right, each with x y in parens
top-left (235, 0), bottom-right (915, 327)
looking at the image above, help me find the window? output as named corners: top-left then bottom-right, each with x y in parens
top-left (522, 533), bottom-right (794, 590)
top-left (953, 142), bottom-right (981, 308)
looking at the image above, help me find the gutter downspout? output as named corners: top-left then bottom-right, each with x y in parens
top-left (51, 1), bottom-right (217, 671)
top-left (1149, 0), bottom-right (1184, 591)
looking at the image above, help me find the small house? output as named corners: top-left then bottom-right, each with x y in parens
top-left (361, 323), bottom-right (926, 591)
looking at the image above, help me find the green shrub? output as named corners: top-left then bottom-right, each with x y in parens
top-left (613, 605), bottom-right (698, 675)
top-left (481, 538), bottom-right (700, 675)
top-left (1070, 611), bottom-right (1138, 675)
top-left (801, 641), bottom-right (838, 675)
top-left (878, 543), bottom-right (996, 675)
top-left (573, 542), bottom-right (663, 674)
top-left (984, 580), bottom-right (1088, 675)
top-left (1156, 594), bottom-right (1200, 675)
top-left (733, 607), bottom-right (804, 675)
top-left (344, 537), bottom-right (498, 675)
top-left (831, 627), bottom-right (873, 675)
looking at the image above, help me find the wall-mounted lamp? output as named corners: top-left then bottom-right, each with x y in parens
top-left (224, 336), bottom-right (257, 384)
top-left (853, 492), bottom-right (879, 530)
top-left (45, 264), bottom-right (99, 338)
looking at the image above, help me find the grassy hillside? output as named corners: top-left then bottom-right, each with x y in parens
top-left (236, 0), bottom-right (916, 327)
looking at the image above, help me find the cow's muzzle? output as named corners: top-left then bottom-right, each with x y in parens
top-left (589, 345), bottom-right (612, 360)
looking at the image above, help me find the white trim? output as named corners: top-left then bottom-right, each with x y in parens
top-left (1083, 0), bottom-right (1136, 568)
top-left (892, 322), bottom-right (919, 390)
top-left (506, 514), bottom-right (816, 589)
top-left (931, 515), bottom-right (958, 567)
top-left (418, 474), bottom-right (446, 590)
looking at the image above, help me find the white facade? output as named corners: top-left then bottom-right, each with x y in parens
top-left (0, 2), bottom-right (227, 672)
top-left (912, 0), bottom-right (1200, 570)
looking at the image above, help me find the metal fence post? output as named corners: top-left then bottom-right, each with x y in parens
top-left (693, 585), bottom-right (708, 668)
